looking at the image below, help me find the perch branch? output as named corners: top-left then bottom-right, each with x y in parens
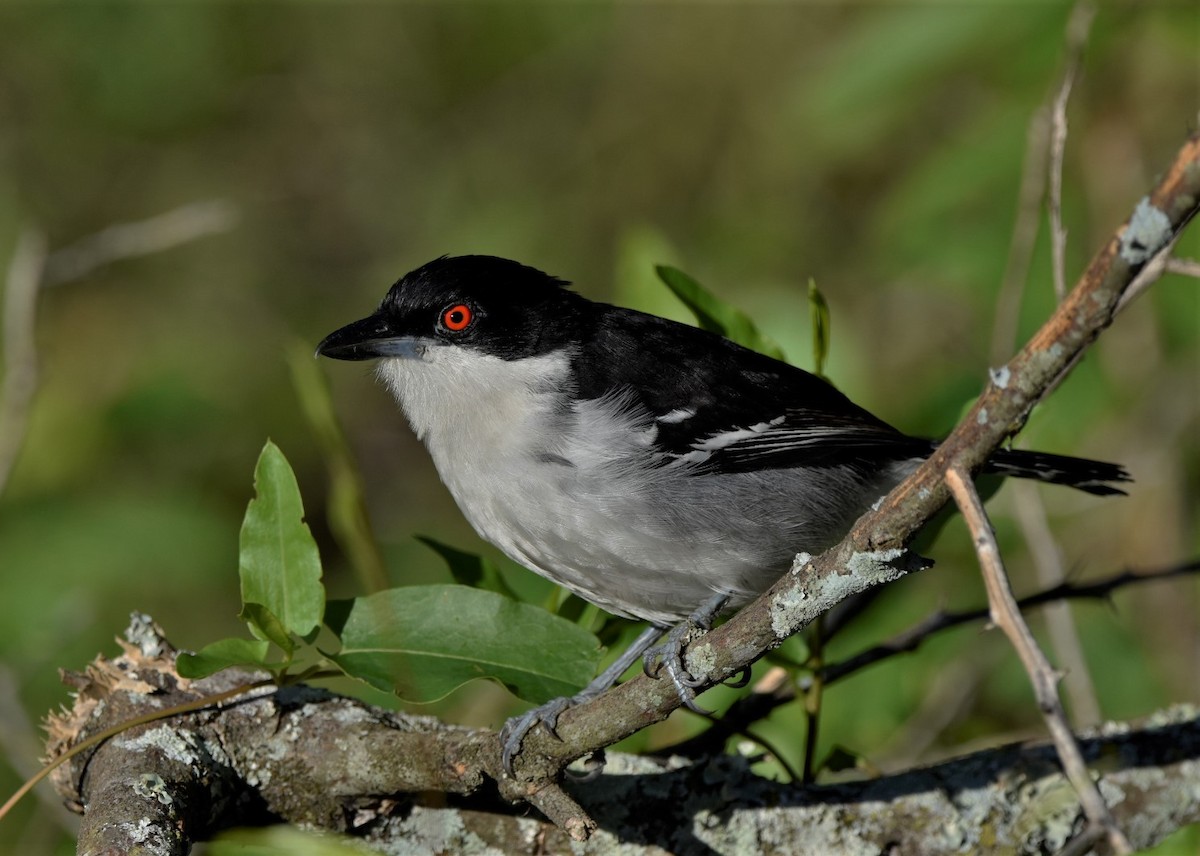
top-left (44, 619), bottom-right (1200, 854)
top-left (500, 131), bottom-right (1200, 796)
top-left (662, 559), bottom-right (1199, 760)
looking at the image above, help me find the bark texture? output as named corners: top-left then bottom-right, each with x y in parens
top-left (47, 618), bottom-right (1200, 855)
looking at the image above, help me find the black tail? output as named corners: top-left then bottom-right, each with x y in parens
top-left (983, 448), bottom-right (1131, 496)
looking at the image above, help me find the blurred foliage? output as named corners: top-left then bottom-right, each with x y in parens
top-left (0, 3), bottom-right (1196, 853)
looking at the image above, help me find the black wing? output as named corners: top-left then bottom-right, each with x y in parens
top-left (574, 306), bottom-right (932, 473)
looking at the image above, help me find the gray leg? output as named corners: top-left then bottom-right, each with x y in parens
top-left (641, 592), bottom-right (730, 714)
top-left (500, 623), bottom-right (665, 775)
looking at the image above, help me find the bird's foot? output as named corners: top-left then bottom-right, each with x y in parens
top-left (642, 621), bottom-right (711, 713)
top-left (499, 624), bottom-right (666, 776)
top-left (500, 695), bottom-right (576, 776)
top-left (641, 593), bottom-right (732, 714)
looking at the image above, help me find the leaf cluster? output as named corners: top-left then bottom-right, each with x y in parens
top-left (177, 441), bottom-right (601, 706)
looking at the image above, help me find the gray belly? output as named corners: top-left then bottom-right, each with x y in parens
top-left (444, 455), bottom-right (907, 625)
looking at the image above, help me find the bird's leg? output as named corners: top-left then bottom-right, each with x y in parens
top-left (500, 623), bottom-right (665, 776)
top-left (641, 592), bottom-right (731, 714)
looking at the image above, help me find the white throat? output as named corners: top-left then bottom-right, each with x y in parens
top-left (375, 344), bottom-right (573, 460)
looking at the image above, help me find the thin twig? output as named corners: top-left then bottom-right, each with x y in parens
top-left (739, 726), bottom-right (803, 785)
top-left (0, 202), bottom-right (238, 502)
top-left (0, 230), bottom-right (48, 499)
top-left (1164, 257), bottom-right (1200, 278)
top-left (991, 104), bottom-right (1053, 363)
top-left (1115, 234), bottom-right (1179, 317)
top-left (800, 619), bottom-right (824, 784)
top-left (1049, 1), bottom-right (1097, 303)
top-left (821, 559), bottom-right (1200, 685)
top-left (657, 560), bottom-right (1200, 758)
top-left (1011, 481), bottom-right (1100, 725)
top-left (503, 132), bottom-right (1200, 806)
top-left (0, 666), bottom-right (78, 834)
top-left (42, 199), bottom-right (238, 286)
top-left (0, 679), bottom-right (276, 823)
top-left (946, 466), bottom-right (1131, 855)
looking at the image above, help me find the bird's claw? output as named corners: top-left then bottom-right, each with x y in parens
top-left (642, 619), bottom-right (714, 714)
top-left (500, 624), bottom-right (668, 776)
top-left (499, 696), bottom-right (573, 776)
top-left (723, 667), bottom-right (752, 689)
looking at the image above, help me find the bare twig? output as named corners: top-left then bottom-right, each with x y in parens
top-left (1049, 1), bottom-right (1097, 303)
top-left (1165, 256), bottom-right (1200, 278)
top-left (0, 666), bottom-right (78, 834)
top-left (42, 199), bottom-right (238, 287)
top-left (991, 1), bottom-right (1098, 360)
top-left (1115, 231), bottom-right (1181, 318)
top-left (800, 621), bottom-right (824, 783)
top-left (946, 465), bottom-right (1131, 854)
top-left (517, 130), bottom-right (1199, 794)
top-left (0, 202), bottom-right (238, 502)
top-left (658, 559), bottom-right (1200, 756)
top-left (1011, 481), bottom-right (1101, 725)
top-left (991, 104), bottom-right (1053, 363)
top-left (0, 230), bottom-right (48, 499)
top-left (822, 559), bottom-right (1200, 685)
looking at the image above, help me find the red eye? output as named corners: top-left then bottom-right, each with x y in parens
top-left (442, 303), bottom-right (473, 331)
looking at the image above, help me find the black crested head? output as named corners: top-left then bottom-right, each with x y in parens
top-left (386, 255), bottom-right (571, 305)
top-left (375, 255), bottom-right (589, 360)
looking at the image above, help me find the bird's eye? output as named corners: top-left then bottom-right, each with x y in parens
top-left (441, 303), bottom-right (474, 332)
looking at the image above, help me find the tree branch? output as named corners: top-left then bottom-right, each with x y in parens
top-left (502, 131), bottom-right (1200, 793)
top-left (661, 559), bottom-right (1200, 761)
top-left (35, 133), bottom-right (1200, 845)
top-left (44, 618), bottom-right (1200, 854)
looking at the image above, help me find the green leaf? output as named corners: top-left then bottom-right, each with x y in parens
top-left (807, 278), bottom-right (831, 380)
top-left (176, 637), bottom-right (273, 679)
top-left (655, 265), bottom-right (787, 361)
top-left (239, 441), bottom-right (324, 638)
top-left (239, 602), bottom-right (295, 656)
top-left (414, 535), bottom-right (518, 600)
top-left (325, 585), bottom-right (602, 704)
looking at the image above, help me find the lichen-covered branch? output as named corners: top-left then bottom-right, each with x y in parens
top-left (504, 131), bottom-right (1200, 789)
top-left (39, 133), bottom-right (1200, 850)
top-left (46, 618), bottom-right (1200, 855)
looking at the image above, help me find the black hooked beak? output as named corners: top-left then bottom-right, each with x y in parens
top-left (316, 312), bottom-right (427, 361)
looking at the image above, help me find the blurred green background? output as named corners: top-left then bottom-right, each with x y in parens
top-left (0, 3), bottom-right (1196, 853)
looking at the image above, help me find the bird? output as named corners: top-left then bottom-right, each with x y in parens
top-left (317, 254), bottom-right (1129, 772)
